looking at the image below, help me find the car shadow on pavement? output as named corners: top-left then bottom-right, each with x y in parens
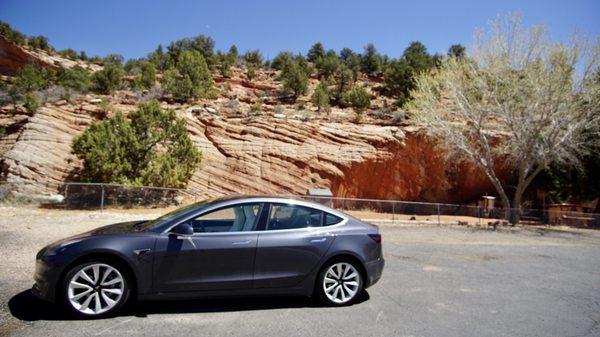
top-left (9, 289), bottom-right (370, 321)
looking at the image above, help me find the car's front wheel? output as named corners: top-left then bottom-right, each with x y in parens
top-left (62, 261), bottom-right (130, 318)
top-left (317, 259), bottom-right (363, 306)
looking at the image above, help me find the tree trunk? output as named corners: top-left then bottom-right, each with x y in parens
top-left (510, 190), bottom-right (523, 225)
top-left (479, 164), bottom-right (512, 221)
top-left (511, 166), bottom-right (545, 225)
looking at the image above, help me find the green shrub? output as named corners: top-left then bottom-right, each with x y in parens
top-left (280, 61), bottom-right (308, 100)
top-left (228, 45), bottom-right (239, 60)
top-left (24, 93), bottom-right (41, 114)
top-left (103, 54), bottom-right (125, 66)
top-left (244, 50), bottom-right (264, 68)
top-left (250, 100), bottom-right (262, 113)
top-left (148, 45), bottom-right (168, 71)
top-left (345, 86), bottom-right (371, 121)
top-left (59, 49), bottom-right (79, 60)
top-left (192, 35), bottom-right (216, 67)
top-left (271, 51), bottom-right (293, 70)
top-left (72, 100), bottom-right (201, 188)
top-left (79, 51), bottom-right (88, 61)
top-left (0, 127), bottom-right (6, 138)
top-left (311, 82), bottom-right (330, 112)
top-left (88, 55), bottom-right (103, 64)
top-left (216, 51), bottom-right (234, 77)
top-left (28, 35), bottom-right (52, 51)
top-left (360, 43), bottom-right (382, 75)
top-left (294, 54), bottom-right (314, 77)
top-left (133, 62), bottom-right (156, 89)
top-left (162, 68), bottom-right (192, 100)
top-left (161, 50), bottom-right (213, 101)
top-left (383, 59), bottom-right (413, 106)
top-left (447, 44), bottom-right (466, 58)
top-left (307, 42), bottom-right (325, 63)
top-left (0, 21), bottom-right (26, 45)
top-left (315, 54), bottom-right (340, 79)
top-left (166, 36), bottom-right (215, 68)
top-left (339, 48), bottom-right (355, 63)
top-left (13, 65), bottom-right (51, 92)
top-left (403, 41), bottom-right (435, 70)
top-left (58, 66), bottom-right (91, 92)
top-left (334, 65), bottom-right (355, 103)
top-left (246, 65), bottom-right (257, 81)
top-left (91, 64), bottom-right (124, 94)
top-left (124, 59), bottom-right (143, 74)
top-left (383, 41), bottom-right (436, 107)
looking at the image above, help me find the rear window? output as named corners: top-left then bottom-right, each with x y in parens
top-left (324, 213), bottom-right (343, 226)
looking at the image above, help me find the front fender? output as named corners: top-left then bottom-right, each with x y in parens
top-left (59, 234), bottom-right (157, 297)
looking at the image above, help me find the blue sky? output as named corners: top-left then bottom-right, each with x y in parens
top-left (1, 0), bottom-right (598, 60)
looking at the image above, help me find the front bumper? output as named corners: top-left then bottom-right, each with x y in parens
top-left (364, 258), bottom-right (384, 288)
top-left (32, 258), bottom-right (64, 303)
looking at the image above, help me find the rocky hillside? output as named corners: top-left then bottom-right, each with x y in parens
top-left (0, 37), bottom-right (499, 203)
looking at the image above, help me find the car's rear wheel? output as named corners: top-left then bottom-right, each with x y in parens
top-left (62, 261), bottom-right (130, 318)
top-left (317, 259), bottom-right (363, 306)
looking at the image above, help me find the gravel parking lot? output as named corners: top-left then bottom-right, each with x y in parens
top-left (1, 206), bottom-right (599, 337)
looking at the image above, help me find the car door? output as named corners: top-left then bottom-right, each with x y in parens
top-left (253, 203), bottom-right (336, 288)
top-left (154, 202), bottom-right (264, 292)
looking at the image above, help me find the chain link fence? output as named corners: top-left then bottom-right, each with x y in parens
top-left (1, 181), bottom-right (598, 228)
top-left (0, 181), bottom-right (204, 210)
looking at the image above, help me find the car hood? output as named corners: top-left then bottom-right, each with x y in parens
top-left (37, 220), bottom-right (149, 258)
top-left (89, 220), bottom-right (149, 235)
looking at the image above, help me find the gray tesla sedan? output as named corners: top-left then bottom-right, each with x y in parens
top-left (33, 196), bottom-right (384, 317)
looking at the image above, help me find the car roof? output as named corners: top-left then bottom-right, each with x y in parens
top-left (148, 195), bottom-right (350, 233)
top-left (210, 195), bottom-right (337, 210)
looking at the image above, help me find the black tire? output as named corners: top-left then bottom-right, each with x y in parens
top-left (316, 258), bottom-right (364, 306)
top-left (61, 259), bottom-right (131, 318)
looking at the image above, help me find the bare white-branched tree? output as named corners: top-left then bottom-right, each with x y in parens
top-left (409, 14), bottom-right (600, 222)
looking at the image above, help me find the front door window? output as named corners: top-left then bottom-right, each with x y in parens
top-left (188, 203), bottom-right (263, 233)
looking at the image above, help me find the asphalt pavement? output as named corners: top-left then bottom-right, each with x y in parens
top-left (3, 221), bottom-right (600, 337)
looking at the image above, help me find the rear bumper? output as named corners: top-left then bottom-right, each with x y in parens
top-left (364, 258), bottom-right (384, 288)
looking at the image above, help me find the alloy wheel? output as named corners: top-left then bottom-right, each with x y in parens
top-left (322, 262), bottom-right (360, 304)
top-left (67, 263), bottom-right (125, 315)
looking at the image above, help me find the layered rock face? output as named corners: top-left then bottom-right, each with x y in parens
top-left (0, 38), bottom-right (498, 202)
top-left (0, 36), bottom-right (102, 75)
top-left (0, 99), bottom-right (496, 202)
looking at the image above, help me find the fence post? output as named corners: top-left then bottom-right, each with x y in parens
top-left (478, 206), bottom-right (482, 227)
top-left (100, 185), bottom-right (105, 212)
top-left (64, 184), bottom-right (69, 210)
top-left (437, 204), bottom-right (441, 226)
top-left (392, 201), bottom-right (395, 225)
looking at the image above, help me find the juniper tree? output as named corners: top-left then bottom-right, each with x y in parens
top-left (161, 50), bottom-right (213, 101)
top-left (72, 100), bottom-right (201, 188)
top-left (311, 82), bottom-right (330, 112)
top-left (280, 61), bottom-right (308, 100)
top-left (307, 42), bottom-right (325, 63)
top-left (91, 64), bottom-right (124, 94)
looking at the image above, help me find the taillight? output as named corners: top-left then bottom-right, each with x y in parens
top-left (368, 234), bottom-right (381, 243)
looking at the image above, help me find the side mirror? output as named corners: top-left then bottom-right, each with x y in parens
top-left (169, 222), bottom-right (193, 239)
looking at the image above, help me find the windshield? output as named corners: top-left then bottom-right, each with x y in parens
top-left (141, 199), bottom-right (213, 231)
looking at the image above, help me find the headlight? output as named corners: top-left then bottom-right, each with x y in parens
top-left (44, 239), bottom-right (84, 257)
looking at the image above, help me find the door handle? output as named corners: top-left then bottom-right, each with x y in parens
top-left (232, 240), bottom-right (252, 245)
top-left (310, 238), bottom-right (327, 243)
top-left (133, 248), bottom-right (151, 256)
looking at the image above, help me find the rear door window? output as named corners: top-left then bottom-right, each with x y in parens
top-left (267, 204), bottom-right (323, 230)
